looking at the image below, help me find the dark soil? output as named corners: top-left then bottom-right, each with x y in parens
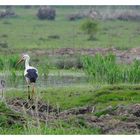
top-left (7, 98), bottom-right (140, 134)
top-left (7, 98), bottom-right (93, 121)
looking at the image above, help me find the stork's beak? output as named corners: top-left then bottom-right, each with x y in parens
top-left (16, 58), bottom-right (24, 66)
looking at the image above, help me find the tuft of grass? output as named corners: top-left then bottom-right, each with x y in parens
top-left (23, 120), bottom-right (101, 135)
top-left (0, 101), bottom-right (24, 134)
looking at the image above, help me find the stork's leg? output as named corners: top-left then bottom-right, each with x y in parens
top-left (28, 85), bottom-right (31, 100)
top-left (31, 83), bottom-right (35, 99)
top-left (26, 77), bottom-right (31, 100)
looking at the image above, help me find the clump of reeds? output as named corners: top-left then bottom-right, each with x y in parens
top-left (82, 54), bottom-right (140, 84)
top-left (0, 55), bottom-right (23, 71)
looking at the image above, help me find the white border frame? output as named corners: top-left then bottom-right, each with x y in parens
top-left (0, 0), bottom-right (140, 140)
top-left (0, 0), bottom-right (140, 5)
top-left (0, 135), bottom-right (140, 140)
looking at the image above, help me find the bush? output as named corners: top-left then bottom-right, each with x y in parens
top-left (48, 35), bottom-right (60, 39)
top-left (87, 9), bottom-right (99, 19)
top-left (37, 6), bottom-right (56, 20)
top-left (80, 19), bottom-right (99, 40)
top-left (0, 42), bottom-right (8, 48)
top-left (53, 56), bottom-right (83, 70)
top-left (101, 10), bottom-right (140, 21)
top-left (116, 12), bottom-right (140, 21)
top-left (67, 13), bottom-right (85, 21)
top-left (0, 9), bottom-right (16, 18)
top-left (55, 59), bottom-right (65, 69)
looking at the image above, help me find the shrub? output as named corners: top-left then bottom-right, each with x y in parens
top-left (37, 6), bottom-right (56, 20)
top-left (116, 12), bottom-right (140, 21)
top-left (48, 35), bottom-right (60, 39)
top-left (52, 56), bottom-right (83, 70)
top-left (87, 9), bottom-right (99, 20)
top-left (0, 42), bottom-right (8, 48)
top-left (80, 19), bottom-right (99, 40)
top-left (1, 34), bottom-right (8, 38)
top-left (101, 10), bottom-right (140, 21)
top-left (67, 13), bottom-right (85, 21)
top-left (0, 9), bottom-right (16, 18)
top-left (55, 59), bottom-right (65, 69)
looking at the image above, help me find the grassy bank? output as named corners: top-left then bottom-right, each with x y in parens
top-left (0, 84), bottom-right (139, 134)
top-left (5, 84), bottom-right (140, 110)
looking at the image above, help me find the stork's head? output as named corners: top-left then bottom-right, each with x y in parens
top-left (16, 54), bottom-right (30, 65)
top-left (22, 54), bottom-right (30, 61)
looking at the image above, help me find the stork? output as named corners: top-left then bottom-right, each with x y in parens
top-left (16, 54), bottom-right (38, 100)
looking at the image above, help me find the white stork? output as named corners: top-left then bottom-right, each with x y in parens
top-left (16, 54), bottom-right (38, 100)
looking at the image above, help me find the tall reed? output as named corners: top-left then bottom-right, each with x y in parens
top-left (82, 54), bottom-right (140, 84)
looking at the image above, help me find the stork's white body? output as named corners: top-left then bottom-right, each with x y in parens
top-left (24, 56), bottom-right (38, 83)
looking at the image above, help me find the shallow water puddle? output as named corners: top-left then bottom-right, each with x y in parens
top-left (0, 74), bottom-right (89, 88)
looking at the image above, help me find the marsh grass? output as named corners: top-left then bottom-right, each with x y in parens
top-left (0, 54), bottom-right (50, 88)
top-left (0, 55), bottom-right (23, 71)
top-left (82, 54), bottom-right (140, 84)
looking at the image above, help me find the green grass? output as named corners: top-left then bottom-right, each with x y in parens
top-left (5, 84), bottom-right (140, 111)
top-left (0, 101), bottom-right (24, 134)
top-left (23, 119), bottom-right (101, 135)
top-left (5, 85), bottom-right (95, 110)
top-left (0, 89), bottom-right (101, 134)
top-left (1, 84), bottom-right (140, 134)
top-left (0, 6), bottom-right (140, 54)
top-left (82, 54), bottom-right (140, 84)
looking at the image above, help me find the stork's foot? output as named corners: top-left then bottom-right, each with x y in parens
top-left (28, 95), bottom-right (31, 100)
top-left (28, 96), bottom-right (35, 102)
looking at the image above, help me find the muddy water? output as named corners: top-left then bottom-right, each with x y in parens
top-left (0, 74), bottom-right (89, 89)
top-left (39, 75), bottom-right (88, 87)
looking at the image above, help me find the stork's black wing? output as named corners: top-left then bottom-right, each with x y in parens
top-left (26, 69), bottom-right (38, 83)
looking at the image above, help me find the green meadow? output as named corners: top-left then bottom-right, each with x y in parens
top-left (0, 6), bottom-right (140, 53)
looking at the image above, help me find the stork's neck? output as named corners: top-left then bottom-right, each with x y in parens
top-left (25, 59), bottom-right (30, 69)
